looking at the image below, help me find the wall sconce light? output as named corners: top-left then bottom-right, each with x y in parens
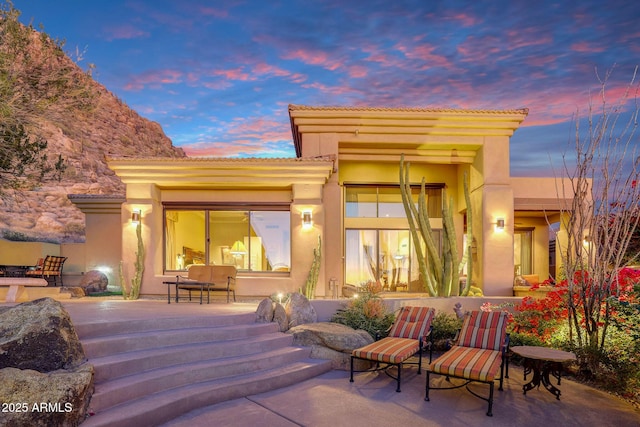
top-left (131, 209), bottom-right (141, 226)
top-left (583, 235), bottom-right (592, 245)
top-left (495, 218), bottom-right (505, 231)
top-left (302, 210), bottom-right (313, 228)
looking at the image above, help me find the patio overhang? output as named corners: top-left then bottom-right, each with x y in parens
top-left (289, 105), bottom-right (529, 163)
top-left (107, 156), bottom-right (335, 190)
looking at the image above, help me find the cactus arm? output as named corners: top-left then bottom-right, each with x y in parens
top-left (399, 156), bottom-right (436, 295)
top-left (459, 173), bottom-right (473, 296)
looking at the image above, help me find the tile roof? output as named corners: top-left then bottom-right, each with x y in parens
top-left (288, 104), bottom-right (529, 115)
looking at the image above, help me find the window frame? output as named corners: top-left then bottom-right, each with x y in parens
top-left (162, 202), bottom-right (290, 274)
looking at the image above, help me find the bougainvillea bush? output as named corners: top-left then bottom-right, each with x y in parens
top-left (483, 267), bottom-right (640, 403)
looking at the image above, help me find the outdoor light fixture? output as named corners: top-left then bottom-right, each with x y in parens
top-left (131, 209), bottom-right (141, 226)
top-left (495, 218), bottom-right (505, 231)
top-left (230, 240), bottom-right (247, 255)
top-left (302, 210), bottom-right (312, 228)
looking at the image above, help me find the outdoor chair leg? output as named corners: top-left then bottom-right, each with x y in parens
top-left (487, 382), bottom-right (494, 417)
top-left (396, 363), bottom-right (402, 392)
top-left (424, 371), bottom-right (430, 401)
top-left (350, 356), bottom-right (354, 382)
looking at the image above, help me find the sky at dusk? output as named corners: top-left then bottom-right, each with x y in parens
top-left (14, 0), bottom-right (640, 176)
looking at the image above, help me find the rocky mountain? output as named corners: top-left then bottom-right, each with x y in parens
top-left (0, 23), bottom-right (185, 243)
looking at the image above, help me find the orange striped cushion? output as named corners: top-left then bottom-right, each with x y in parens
top-left (458, 311), bottom-right (508, 351)
top-left (388, 306), bottom-right (435, 340)
top-left (429, 346), bottom-right (502, 382)
top-left (352, 337), bottom-right (419, 364)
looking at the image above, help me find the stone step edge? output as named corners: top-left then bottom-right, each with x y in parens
top-left (90, 346), bottom-right (311, 412)
top-left (90, 333), bottom-right (294, 382)
top-left (82, 322), bottom-right (279, 358)
top-left (81, 359), bottom-right (333, 427)
top-left (74, 312), bottom-right (258, 339)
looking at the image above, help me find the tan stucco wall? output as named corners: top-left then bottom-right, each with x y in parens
top-left (0, 240), bottom-right (60, 265)
top-left (118, 183), bottom-right (326, 298)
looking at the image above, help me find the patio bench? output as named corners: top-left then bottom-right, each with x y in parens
top-left (0, 277), bottom-right (48, 302)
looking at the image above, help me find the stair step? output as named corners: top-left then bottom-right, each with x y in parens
top-left (75, 312), bottom-right (257, 339)
top-left (82, 322), bottom-right (279, 358)
top-left (91, 332), bottom-right (294, 382)
top-left (89, 346), bottom-right (311, 412)
top-left (82, 359), bottom-right (333, 427)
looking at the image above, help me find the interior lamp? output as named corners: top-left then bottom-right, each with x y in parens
top-left (495, 218), bottom-right (505, 231)
top-left (230, 240), bottom-right (247, 255)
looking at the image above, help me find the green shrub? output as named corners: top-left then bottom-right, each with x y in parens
top-left (331, 281), bottom-right (395, 339)
top-left (431, 312), bottom-right (462, 341)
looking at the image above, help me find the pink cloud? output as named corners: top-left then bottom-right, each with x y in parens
top-left (448, 13), bottom-right (480, 27)
top-left (457, 41), bottom-right (498, 63)
top-left (210, 68), bottom-right (253, 81)
top-left (395, 42), bottom-right (452, 68)
top-left (504, 29), bottom-right (553, 50)
top-left (198, 7), bottom-right (228, 18)
top-left (570, 41), bottom-right (606, 53)
top-left (180, 116), bottom-right (293, 157)
top-left (347, 65), bottom-right (368, 78)
top-left (281, 48), bottom-right (343, 72)
top-left (300, 81), bottom-right (359, 97)
top-left (104, 24), bottom-right (149, 41)
top-left (124, 69), bottom-right (183, 91)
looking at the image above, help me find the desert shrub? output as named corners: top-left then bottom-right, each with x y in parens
top-left (331, 281), bottom-right (395, 339)
top-left (430, 312), bottom-right (463, 350)
top-left (2, 229), bottom-right (35, 241)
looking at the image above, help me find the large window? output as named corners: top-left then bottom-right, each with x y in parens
top-left (164, 207), bottom-right (290, 272)
top-left (514, 228), bottom-right (534, 276)
top-left (344, 184), bottom-right (443, 292)
top-left (346, 185), bottom-right (442, 218)
top-left (345, 229), bottom-right (440, 292)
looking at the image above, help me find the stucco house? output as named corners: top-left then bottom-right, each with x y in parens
top-left (74, 105), bottom-right (577, 298)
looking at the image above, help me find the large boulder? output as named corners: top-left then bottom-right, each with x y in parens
top-left (273, 303), bottom-right (288, 332)
top-left (288, 322), bottom-right (374, 370)
top-left (0, 364), bottom-right (94, 427)
top-left (79, 270), bottom-right (108, 294)
top-left (255, 298), bottom-right (274, 323)
top-left (286, 292), bottom-right (317, 328)
top-left (0, 298), bottom-right (86, 372)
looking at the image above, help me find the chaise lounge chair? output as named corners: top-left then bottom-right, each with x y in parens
top-left (425, 310), bottom-right (510, 416)
top-left (350, 306), bottom-right (435, 392)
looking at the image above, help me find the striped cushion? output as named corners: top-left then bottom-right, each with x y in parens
top-left (458, 311), bottom-right (508, 351)
top-left (352, 337), bottom-right (419, 364)
top-left (388, 306), bottom-right (435, 340)
top-left (429, 346), bottom-right (502, 382)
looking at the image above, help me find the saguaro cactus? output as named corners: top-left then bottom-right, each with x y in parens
top-left (399, 155), bottom-right (474, 296)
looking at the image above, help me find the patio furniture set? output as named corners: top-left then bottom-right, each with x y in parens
top-left (0, 255), bottom-right (67, 302)
top-left (163, 264), bottom-right (237, 304)
top-left (349, 307), bottom-right (576, 417)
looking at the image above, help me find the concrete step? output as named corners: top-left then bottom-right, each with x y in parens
top-left (89, 346), bottom-right (312, 412)
top-left (82, 359), bottom-right (333, 427)
top-left (82, 322), bottom-right (279, 358)
top-left (75, 312), bottom-right (258, 339)
top-left (91, 332), bottom-right (294, 383)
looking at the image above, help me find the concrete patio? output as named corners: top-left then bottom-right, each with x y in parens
top-left (5, 297), bottom-right (640, 426)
